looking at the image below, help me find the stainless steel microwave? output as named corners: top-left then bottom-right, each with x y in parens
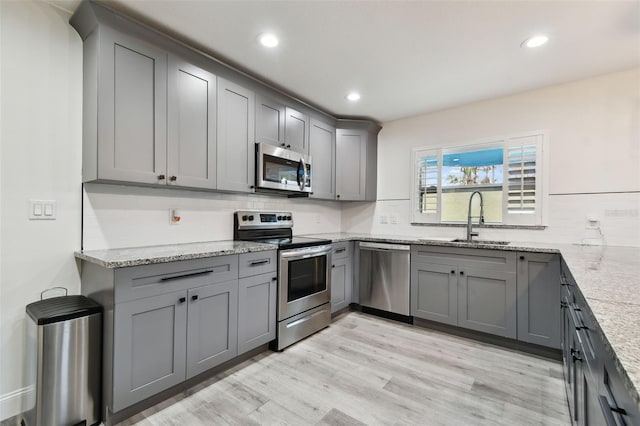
top-left (255, 143), bottom-right (312, 195)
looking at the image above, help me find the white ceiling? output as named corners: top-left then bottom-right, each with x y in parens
top-left (62, 0), bottom-right (640, 123)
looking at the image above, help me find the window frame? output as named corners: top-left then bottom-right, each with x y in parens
top-left (411, 131), bottom-right (547, 226)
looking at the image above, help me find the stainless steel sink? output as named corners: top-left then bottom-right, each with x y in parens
top-left (451, 239), bottom-right (510, 245)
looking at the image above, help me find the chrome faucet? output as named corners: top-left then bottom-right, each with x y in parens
top-left (467, 191), bottom-right (485, 242)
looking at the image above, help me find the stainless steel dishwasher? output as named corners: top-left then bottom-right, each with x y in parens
top-left (358, 242), bottom-right (411, 316)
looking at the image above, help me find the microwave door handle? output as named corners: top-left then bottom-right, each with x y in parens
top-left (301, 158), bottom-right (309, 190)
top-left (297, 158), bottom-right (305, 191)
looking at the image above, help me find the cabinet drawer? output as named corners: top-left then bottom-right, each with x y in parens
top-left (332, 242), bottom-right (351, 260)
top-left (411, 245), bottom-right (516, 272)
top-left (239, 250), bottom-right (277, 278)
top-left (115, 256), bottom-right (239, 303)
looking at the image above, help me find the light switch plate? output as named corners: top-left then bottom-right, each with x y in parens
top-left (29, 200), bottom-right (56, 220)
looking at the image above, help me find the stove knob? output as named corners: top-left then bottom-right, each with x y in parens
top-left (277, 216), bottom-right (283, 221)
top-left (248, 215), bottom-right (254, 221)
top-left (286, 216), bottom-right (292, 221)
top-left (242, 215), bottom-right (248, 221)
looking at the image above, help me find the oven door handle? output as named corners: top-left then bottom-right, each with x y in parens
top-left (280, 245), bottom-right (332, 260)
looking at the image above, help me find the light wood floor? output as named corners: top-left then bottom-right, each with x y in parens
top-left (118, 311), bottom-right (570, 426)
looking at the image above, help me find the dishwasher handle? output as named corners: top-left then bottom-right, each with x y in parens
top-left (359, 242), bottom-right (410, 251)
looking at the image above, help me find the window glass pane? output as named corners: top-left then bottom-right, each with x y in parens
top-left (441, 189), bottom-right (503, 223)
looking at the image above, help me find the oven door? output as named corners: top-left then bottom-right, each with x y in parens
top-left (278, 244), bottom-right (331, 320)
top-left (256, 143), bottom-right (311, 193)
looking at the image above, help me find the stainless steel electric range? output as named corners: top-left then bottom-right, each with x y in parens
top-left (234, 211), bottom-right (332, 350)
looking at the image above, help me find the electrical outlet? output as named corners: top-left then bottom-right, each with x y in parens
top-left (585, 215), bottom-right (599, 229)
top-left (380, 215), bottom-right (388, 224)
top-left (390, 215), bottom-right (397, 224)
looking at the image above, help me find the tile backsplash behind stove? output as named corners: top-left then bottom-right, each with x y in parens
top-left (82, 183), bottom-right (342, 250)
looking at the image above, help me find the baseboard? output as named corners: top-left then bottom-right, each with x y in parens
top-left (0, 386), bottom-right (33, 422)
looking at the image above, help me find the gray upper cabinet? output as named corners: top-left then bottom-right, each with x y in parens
top-left (335, 128), bottom-right (367, 201)
top-left (335, 121), bottom-right (380, 201)
top-left (309, 119), bottom-right (336, 200)
top-left (167, 56), bottom-right (217, 190)
top-left (186, 280), bottom-right (238, 379)
top-left (217, 78), bottom-right (255, 193)
top-left (516, 252), bottom-right (561, 348)
top-left (255, 94), bottom-right (285, 148)
top-left (113, 290), bottom-right (187, 412)
top-left (411, 262), bottom-right (458, 326)
top-left (284, 107), bottom-right (309, 154)
top-left (90, 27), bottom-right (168, 185)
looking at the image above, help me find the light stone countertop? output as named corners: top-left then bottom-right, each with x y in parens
top-left (74, 233), bottom-right (640, 409)
top-left (74, 240), bottom-right (277, 268)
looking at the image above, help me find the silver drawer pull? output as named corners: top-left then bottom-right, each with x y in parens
top-left (160, 270), bottom-right (213, 282)
top-left (334, 248), bottom-right (346, 254)
top-left (249, 260), bottom-right (269, 266)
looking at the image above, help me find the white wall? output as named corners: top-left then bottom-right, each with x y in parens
top-left (82, 184), bottom-right (342, 250)
top-left (0, 1), bottom-right (83, 420)
top-left (343, 69), bottom-right (640, 247)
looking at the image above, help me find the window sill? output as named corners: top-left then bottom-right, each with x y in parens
top-left (410, 222), bottom-right (546, 230)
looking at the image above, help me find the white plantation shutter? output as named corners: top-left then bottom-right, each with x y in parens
top-left (504, 135), bottom-right (543, 225)
top-left (412, 148), bottom-right (440, 222)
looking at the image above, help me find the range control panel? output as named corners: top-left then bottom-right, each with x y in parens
top-left (235, 211), bottom-right (293, 229)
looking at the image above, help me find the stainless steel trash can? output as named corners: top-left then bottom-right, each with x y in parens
top-left (25, 295), bottom-right (102, 426)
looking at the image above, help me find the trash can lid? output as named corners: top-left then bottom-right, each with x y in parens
top-left (26, 295), bottom-right (103, 325)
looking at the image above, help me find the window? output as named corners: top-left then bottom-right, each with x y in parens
top-left (412, 133), bottom-right (545, 226)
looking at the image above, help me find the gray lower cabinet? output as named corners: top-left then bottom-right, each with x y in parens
top-left (113, 290), bottom-right (187, 412)
top-left (331, 242), bottom-right (353, 313)
top-left (309, 118), bottom-right (336, 200)
top-left (410, 246), bottom-right (517, 338)
top-left (217, 77), bottom-right (255, 192)
top-left (167, 55), bottom-right (217, 189)
top-left (186, 280), bottom-right (238, 379)
top-left (517, 252), bottom-right (561, 348)
top-left (458, 267), bottom-right (517, 338)
top-left (237, 272), bottom-right (277, 354)
top-left (411, 262), bottom-right (458, 326)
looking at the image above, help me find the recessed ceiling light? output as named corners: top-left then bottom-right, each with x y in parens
top-left (522, 34), bottom-right (549, 48)
top-left (258, 33), bottom-right (279, 48)
top-left (346, 92), bottom-right (361, 102)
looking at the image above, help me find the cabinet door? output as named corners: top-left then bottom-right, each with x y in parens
top-left (167, 56), bottom-right (217, 189)
top-left (255, 94), bottom-right (285, 147)
top-left (411, 262), bottom-right (458, 326)
top-left (186, 280), bottom-right (238, 379)
top-left (238, 273), bottom-right (277, 355)
top-left (516, 253), bottom-right (561, 348)
top-left (284, 107), bottom-right (309, 154)
top-left (335, 128), bottom-right (366, 200)
top-left (458, 267), bottom-right (517, 338)
top-left (309, 119), bottom-right (336, 200)
top-left (98, 28), bottom-right (167, 184)
top-left (331, 256), bottom-right (352, 313)
top-left (113, 291), bottom-right (187, 411)
top-left (216, 78), bottom-right (255, 192)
